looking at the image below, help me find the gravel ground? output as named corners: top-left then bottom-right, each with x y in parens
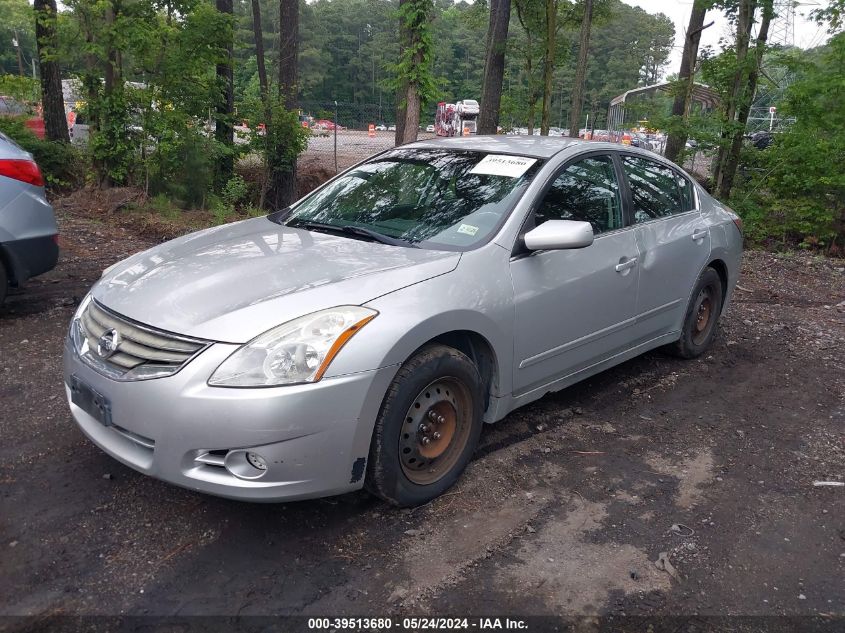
top-left (1, 207), bottom-right (843, 624)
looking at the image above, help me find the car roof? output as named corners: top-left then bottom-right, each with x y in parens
top-left (400, 135), bottom-right (684, 170)
top-left (405, 135), bottom-right (589, 159)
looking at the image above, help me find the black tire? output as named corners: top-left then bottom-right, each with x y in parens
top-left (365, 344), bottom-right (484, 507)
top-left (0, 258), bottom-right (7, 306)
top-left (668, 266), bottom-right (724, 359)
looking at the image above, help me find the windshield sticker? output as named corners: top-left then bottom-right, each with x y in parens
top-left (469, 154), bottom-right (537, 178)
top-left (457, 223), bottom-right (479, 236)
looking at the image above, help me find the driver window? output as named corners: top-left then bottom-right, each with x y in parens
top-left (535, 155), bottom-right (623, 234)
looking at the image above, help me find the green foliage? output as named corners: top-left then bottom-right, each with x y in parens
top-left (146, 127), bottom-right (219, 208)
top-left (0, 115), bottom-right (85, 191)
top-left (60, 0), bottom-right (233, 189)
top-left (221, 173), bottom-right (250, 208)
top-left (393, 0), bottom-right (438, 106)
top-left (148, 193), bottom-right (180, 219)
top-left (502, 0), bottom-right (675, 129)
top-left (0, 74), bottom-right (39, 103)
top-left (0, 0), bottom-right (36, 76)
top-left (263, 102), bottom-right (310, 184)
top-left (730, 33), bottom-right (845, 251)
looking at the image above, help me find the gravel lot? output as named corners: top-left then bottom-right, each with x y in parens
top-left (1, 207), bottom-right (843, 623)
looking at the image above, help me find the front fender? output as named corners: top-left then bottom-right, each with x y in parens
top-left (322, 245), bottom-right (516, 399)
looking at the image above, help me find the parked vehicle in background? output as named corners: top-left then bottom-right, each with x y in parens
top-left (747, 131), bottom-right (774, 150)
top-left (435, 100), bottom-right (479, 136)
top-left (426, 124), bottom-right (435, 133)
top-left (631, 133), bottom-right (653, 151)
top-left (375, 124), bottom-right (387, 131)
top-left (68, 111), bottom-right (90, 145)
top-left (0, 96), bottom-right (46, 139)
top-left (314, 120), bottom-right (346, 131)
top-left (64, 136), bottom-right (741, 507)
top-left (0, 132), bottom-right (59, 305)
top-left (387, 125), bottom-right (396, 132)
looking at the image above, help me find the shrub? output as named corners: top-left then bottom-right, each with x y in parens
top-left (0, 116), bottom-right (86, 192)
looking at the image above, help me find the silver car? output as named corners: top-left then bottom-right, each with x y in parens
top-left (0, 132), bottom-right (59, 305)
top-left (64, 137), bottom-right (742, 506)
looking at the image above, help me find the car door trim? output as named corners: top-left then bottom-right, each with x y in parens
top-left (635, 298), bottom-right (683, 322)
top-left (513, 331), bottom-right (678, 400)
top-left (519, 313), bottom-right (638, 369)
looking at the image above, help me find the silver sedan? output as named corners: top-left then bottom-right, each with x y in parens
top-left (64, 136), bottom-right (742, 506)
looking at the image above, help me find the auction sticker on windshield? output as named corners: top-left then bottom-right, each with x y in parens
top-left (469, 154), bottom-right (537, 178)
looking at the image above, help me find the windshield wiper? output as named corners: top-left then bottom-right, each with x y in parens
top-left (340, 225), bottom-right (418, 248)
top-left (290, 220), bottom-right (417, 248)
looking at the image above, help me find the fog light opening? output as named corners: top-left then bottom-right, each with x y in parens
top-left (246, 451), bottom-right (267, 471)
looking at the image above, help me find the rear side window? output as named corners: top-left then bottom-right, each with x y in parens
top-left (622, 155), bottom-right (686, 223)
top-left (535, 155), bottom-right (623, 234)
top-left (678, 175), bottom-right (696, 211)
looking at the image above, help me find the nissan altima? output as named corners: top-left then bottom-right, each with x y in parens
top-left (64, 136), bottom-right (742, 506)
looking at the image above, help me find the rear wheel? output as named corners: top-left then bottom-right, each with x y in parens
top-left (669, 267), bottom-right (723, 359)
top-left (366, 344), bottom-right (484, 506)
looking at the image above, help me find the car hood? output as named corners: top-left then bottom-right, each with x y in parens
top-left (92, 217), bottom-right (460, 343)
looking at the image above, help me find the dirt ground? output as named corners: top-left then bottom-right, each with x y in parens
top-left (1, 206), bottom-right (843, 626)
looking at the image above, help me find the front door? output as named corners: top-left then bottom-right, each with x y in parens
top-left (510, 154), bottom-right (640, 395)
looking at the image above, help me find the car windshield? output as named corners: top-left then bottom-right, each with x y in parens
top-left (282, 148), bottom-right (542, 250)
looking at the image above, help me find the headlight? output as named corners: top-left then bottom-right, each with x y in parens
top-left (208, 306), bottom-right (377, 387)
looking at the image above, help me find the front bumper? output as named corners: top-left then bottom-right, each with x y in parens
top-left (63, 337), bottom-right (397, 502)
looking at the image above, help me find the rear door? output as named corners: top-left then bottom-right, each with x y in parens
top-left (619, 154), bottom-right (710, 341)
top-left (510, 153), bottom-right (640, 394)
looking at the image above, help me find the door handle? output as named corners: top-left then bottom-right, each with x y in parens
top-left (615, 257), bottom-right (638, 272)
top-left (692, 228), bottom-right (708, 241)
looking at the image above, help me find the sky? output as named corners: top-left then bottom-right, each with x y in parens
top-left (622, 0), bottom-right (833, 80)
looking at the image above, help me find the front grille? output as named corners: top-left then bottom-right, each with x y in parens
top-left (74, 298), bottom-right (209, 380)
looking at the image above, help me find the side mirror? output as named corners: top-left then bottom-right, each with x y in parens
top-left (523, 220), bottom-right (594, 251)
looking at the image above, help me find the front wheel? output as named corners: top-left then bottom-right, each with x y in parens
top-left (365, 344), bottom-right (484, 507)
top-left (669, 266), bottom-right (724, 359)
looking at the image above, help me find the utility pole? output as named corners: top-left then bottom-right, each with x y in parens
top-left (13, 30), bottom-right (25, 77)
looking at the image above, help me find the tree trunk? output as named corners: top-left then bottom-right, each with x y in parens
top-left (278, 0), bottom-right (298, 111)
top-left (540, 0), bottom-right (556, 135)
top-left (664, 1), bottom-right (707, 163)
top-left (394, 0), bottom-right (410, 145)
top-left (402, 83), bottom-right (421, 144)
top-left (713, 0), bottom-right (755, 188)
top-left (251, 0), bottom-right (270, 208)
top-left (267, 0), bottom-right (298, 210)
top-left (252, 0), bottom-right (269, 112)
top-left (568, 0), bottom-right (594, 138)
top-left (514, 0), bottom-right (536, 135)
top-left (397, 0), bottom-right (432, 145)
top-left (215, 0), bottom-right (234, 187)
top-left (34, 0), bottom-right (68, 143)
top-left (100, 1), bottom-right (120, 188)
top-left (717, 0), bottom-right (773, 199)
top-left (478, 0), bottom-right (511, 134)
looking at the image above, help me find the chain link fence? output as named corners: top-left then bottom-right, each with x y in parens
top-left (298, 101), bottom-right (436, 174)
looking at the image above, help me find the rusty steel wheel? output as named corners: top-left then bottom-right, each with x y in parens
top-left (365, 344), bottom-right (484, 506)
top-left (399, 377), bottom-right (473, 486)
top-left (691, 286), bottom-right (714, 346)
top-left (668, 267), bottom-right (724, 359)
